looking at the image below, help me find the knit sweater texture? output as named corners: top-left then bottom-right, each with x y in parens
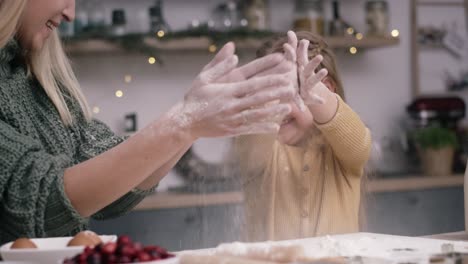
top-left (0, 40), bottom-right (154, 244)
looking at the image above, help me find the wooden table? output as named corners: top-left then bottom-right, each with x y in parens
top-left (427, 231), bottom-right (468, 241)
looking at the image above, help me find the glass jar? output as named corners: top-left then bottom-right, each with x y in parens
top-left (365, 0), bottom-right (389, 36)
top-left (111, 9), bottom-right (127, 36)
top-left (212, 1), bottom-right (241, 31)
top-left (87, 0), bottom-right (106, 32)
top-left (243, 0), bottom-right (269, 31)
top-left (74, 0), bottom-right (89, 36)
top-left (293, 0), bottom-right (324, 35)
top-left (149, 0), bottom-right (171, 36)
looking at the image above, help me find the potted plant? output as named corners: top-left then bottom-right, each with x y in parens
top-left (413, 126), bottom-right (459, 176)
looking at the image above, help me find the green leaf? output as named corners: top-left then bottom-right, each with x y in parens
top-left (412, 126), bottom-right (459, 150)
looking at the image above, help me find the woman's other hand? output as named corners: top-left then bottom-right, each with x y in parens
top-left (181, 42), bottom-right (295, 139)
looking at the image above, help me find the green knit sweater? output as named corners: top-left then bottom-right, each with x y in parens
top-left (0, 40), bottom-right (155, 244)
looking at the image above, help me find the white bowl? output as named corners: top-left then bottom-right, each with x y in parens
top-left (0, 235), bottom-right (116, 264)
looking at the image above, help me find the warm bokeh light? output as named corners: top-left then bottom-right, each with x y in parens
top-left (115, 90), bottom-right (124, 98)
top-left (208, 44), bottom-right (217, 53)
top-left (157, 30), bottom-right (165, 38)
top-left (391, 29), bottom-right (400, 37)
top-left (92, 106), bottom-right (100, 114)
top-left (349, 47), bottom-right (357, 54)
top-left (347, 27), bottom-right (355, 35)
top-left (355, 33), bottom-right (363, 40)
top-left (148, 57), bottom-right (156, 64)
top-left (124, 75), bottom-right (132, 83)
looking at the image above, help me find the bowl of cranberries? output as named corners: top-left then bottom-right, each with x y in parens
top-left (62, 235), bottom-right (177, 264)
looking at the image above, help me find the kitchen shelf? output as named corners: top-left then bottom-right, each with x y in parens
top-left (134, 174), bottom-right (463, 211)
top-left (63, 35), bottom-right (400, 55)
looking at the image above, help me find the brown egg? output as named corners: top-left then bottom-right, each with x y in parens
top-left (67, 231), bottom-right (102, 247)
top-left (10, 238), bottom-right (37, 249)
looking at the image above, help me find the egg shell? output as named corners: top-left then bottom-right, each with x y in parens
top-left (10, 238), bottom-right (37, 249)
top-left (67, 231), bottom-right (102, 247)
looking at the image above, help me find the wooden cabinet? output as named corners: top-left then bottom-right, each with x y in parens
top-left (366, 187), bottom-right (464, 236)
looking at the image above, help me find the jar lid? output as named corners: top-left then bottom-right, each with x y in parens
top-left (295, 0), bottom-right (323, 11)
top-left (112, 9), bottom-right (126, 25)
top-left (366, 0), bottom-right (388, 9)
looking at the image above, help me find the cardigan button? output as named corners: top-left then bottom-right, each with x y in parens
top-left (301, 211), bottom-right (309, 217)
top-left (303, 165), bottom-right (310, 172)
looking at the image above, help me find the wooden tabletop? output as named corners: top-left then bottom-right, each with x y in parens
top-left (426, 231), bottom-right (468, 241)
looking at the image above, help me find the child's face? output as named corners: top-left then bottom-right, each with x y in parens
top-left (277, 99), bottom-right (315, 146)
top-left (17, 0), bottom-right (75, 51)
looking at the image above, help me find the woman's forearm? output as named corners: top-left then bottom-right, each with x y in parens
top-left (64, 103), bottom-right (194, 217)
top-left (136, 143), bottom-right (192, 190)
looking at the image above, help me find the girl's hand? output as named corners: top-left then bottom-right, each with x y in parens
top-left (181, 43), bottom-right (295, 139)
top-left (296, 37), bottom-right (330, 105)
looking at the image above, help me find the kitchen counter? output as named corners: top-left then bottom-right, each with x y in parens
top-left (134, 174), bottom-right (464, 211)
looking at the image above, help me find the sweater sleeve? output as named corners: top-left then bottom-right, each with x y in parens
top-left (0, 119), bottom-right (87, 240)
top-left (77, 119), bottom-right (156, 220)
top-left (315, 95), bottom-right (372, 176)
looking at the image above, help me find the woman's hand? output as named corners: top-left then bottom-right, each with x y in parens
top-left (180, 43), bottom-right (296, 139)
top-left (283, 32), bottom-right (309, 111)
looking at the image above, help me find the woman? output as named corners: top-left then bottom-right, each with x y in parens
top-left (0, 0), bottom-right (297, 243)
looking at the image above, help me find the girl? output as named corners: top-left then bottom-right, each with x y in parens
top-left (234, 31), bottom-right (372, 241)
top-left (0, 0), bottom-right (297, 243)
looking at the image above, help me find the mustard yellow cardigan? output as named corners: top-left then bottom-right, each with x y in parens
top-left (234, 95), bottom-right (372, 242)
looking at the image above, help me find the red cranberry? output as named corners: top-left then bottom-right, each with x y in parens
top-left (133, 242), bottom-right (143, 251)
top-left (135, 252), bottom-right (151, 262)
top-left (101, 242), bottom-right (117, 255)
top-left (120, 245), bottom-right (137, 257)
top-left (104, 254), bottom-right (118, 264)
top-left (117, 235), bottom-right (132, 245)
top-left (86, 252), bottom-right (102, 264)
top-left (146, 249), bottom-right (160, 259)
top-left (74, 253), bottom-right (87, 262)
top-left (84, 246), bottom-right (93, 255)
top-left (118, 256), bottom-right (131, 263)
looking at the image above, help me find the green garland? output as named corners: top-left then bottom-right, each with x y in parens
top-left (162, 27), bottom-right (276, 46)
top-left (64, 28), bottom-right (277, 64)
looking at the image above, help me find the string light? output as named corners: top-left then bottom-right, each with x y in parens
top-left (349, 46), bottom-right (357, 54)
top-left (148, 57), bottom-right (156, 64)
top-left (92, 106), bottom-right (100, 114)
top-left (355, 33), bottom-right (363, 40)
top-left (124, 74), bottom-right (132, 83)
top-left (157, 30), bottom-right (165, 38)
top-left (115, 90), bottom-right (124, 98)
top-left (391, 29), bottom-right (400, 37)
top-left (208, 44), bottom-right (217, 53)
top-left (346, 27), bottom-right (355, 35)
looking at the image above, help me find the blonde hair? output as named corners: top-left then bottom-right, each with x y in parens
top-left (256, 31), bottom-right (346, 101)
top-left (0, 0), bottom-right (91, 125)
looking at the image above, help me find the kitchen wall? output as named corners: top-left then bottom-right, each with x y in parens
top-left (71, 0), bottom-right (468, 190)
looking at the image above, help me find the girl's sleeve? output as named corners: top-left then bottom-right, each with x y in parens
top-left (315, 95), bottom-right (372, 176)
